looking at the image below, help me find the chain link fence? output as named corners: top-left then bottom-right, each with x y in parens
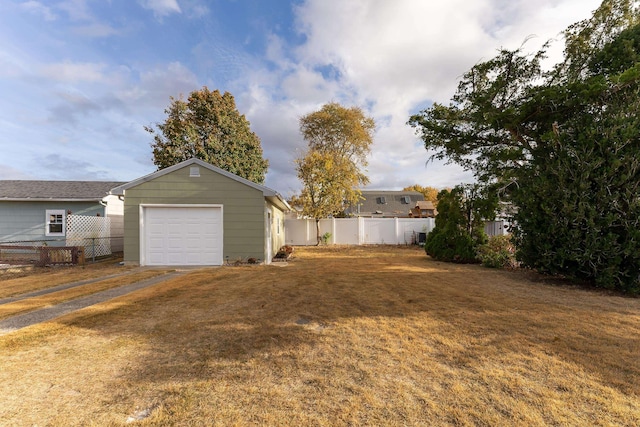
top-left (0, 236), bottom-right (123, 281)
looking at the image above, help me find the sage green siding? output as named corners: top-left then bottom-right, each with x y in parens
top-left (123, 164), bottom-right (267, 264)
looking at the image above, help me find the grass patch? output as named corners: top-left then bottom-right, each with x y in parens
top-left (0, 246), bottom-right (638, 426)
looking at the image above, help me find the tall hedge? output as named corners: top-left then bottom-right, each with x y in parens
top-left (410, 3), bottom-right (640, 293)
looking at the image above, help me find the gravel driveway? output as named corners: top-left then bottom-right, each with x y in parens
top-left (0, 270), bottom-right (187, 335)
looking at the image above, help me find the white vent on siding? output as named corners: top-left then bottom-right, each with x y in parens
top-left (189, 166), bottom-right (200, 177)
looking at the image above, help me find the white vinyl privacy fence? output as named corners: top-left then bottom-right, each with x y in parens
top-left (285, 217), bottom-right (508, 246)
top-left (285, 218), bottom-right (436, 246)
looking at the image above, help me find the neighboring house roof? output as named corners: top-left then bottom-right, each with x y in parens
top-left (415, 200), bottom-right (436, 210)
top-left (411, 200), bottom-right (438, 218)
top-left (109, 158), bottom-right (291, 212)
top-left (345, 190), bottom-right (424, 217)
top-left (0, 180), bottom-right (125, 202)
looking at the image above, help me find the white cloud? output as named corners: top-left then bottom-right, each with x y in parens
top-left (118, 62), bottom-right (199, 107)
top-left (39, 61), bottom-right (107, 83)
top-left (0, 50), bottom-right (26, 78)
top-left (281, 66), bottom-right (340, 103)
top-left (245, 0), bottom-right (603, 192)
top-left (0, 164), bottom-right (34, 180)
top-left (37, 154), bottom-right (113, 180)
top-left (20, 1), bottom-right (57, 21)
top-left (139, 0), bottom-right (182, 18)
top-left (182, 0), bottom-right (209, 18)
top-left (57, 0), bottom-right (93, 21)
top-left (73, 23), bottom-right (120, 38)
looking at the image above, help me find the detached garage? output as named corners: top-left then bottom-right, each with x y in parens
top-left (110, 158), bottom-right (289, 266)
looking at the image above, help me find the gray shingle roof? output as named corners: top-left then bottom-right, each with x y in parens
top-left (0, 180), bottom-right (126, 201)
top-left (346, 191), bottom-right (425, 217)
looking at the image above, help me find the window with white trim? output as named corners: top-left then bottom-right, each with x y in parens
top-left (45, 209), bottom-right (66, 236)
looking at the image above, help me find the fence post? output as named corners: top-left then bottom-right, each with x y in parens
top-left (38, 247), bottom-right (48, 267)
top-left (394, 217), bottom-right (400, 245)
top-left (332, 218), bottom-right (336, 245)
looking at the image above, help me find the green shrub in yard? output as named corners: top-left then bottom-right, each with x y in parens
top-left (321, 232), bottom-right (332, 245)
top-left (425, 227), bottom-right (478, 263)
top-left (424, 184), bottom-right (495, 263)
top-left (477, 235), bottom-right (516, 269)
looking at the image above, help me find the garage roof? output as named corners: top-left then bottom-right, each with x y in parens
top-left (109, 158), bottom-right (290, 211)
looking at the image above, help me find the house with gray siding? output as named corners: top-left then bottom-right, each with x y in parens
top-left (109, 158), bottom-right (289, 266)
top-left (0, 180), bottom-right (124, 246)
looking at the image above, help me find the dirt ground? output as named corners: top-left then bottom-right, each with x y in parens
top-left (0, 245), bottom-right (638, 426)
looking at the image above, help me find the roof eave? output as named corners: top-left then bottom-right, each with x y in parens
top-left (110, 159), bottom-right (289, 207)
top-left (0, 197), bottom-right (108, 202)
top-left (266, 194), bottom-right (292, 212)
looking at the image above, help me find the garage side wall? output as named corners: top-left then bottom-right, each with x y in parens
top-left (267, 201), bottom-right (286, 260)
top-left (122, 165), bottom-right (265, 264)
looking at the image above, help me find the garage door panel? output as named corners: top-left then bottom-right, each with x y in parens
top-left (142, 206), bottom-right (223, 266)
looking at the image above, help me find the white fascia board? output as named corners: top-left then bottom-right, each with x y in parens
top-left (0, 198), bottom-right (104, 202)
top-left (109, 158), bottom-right (290, 210)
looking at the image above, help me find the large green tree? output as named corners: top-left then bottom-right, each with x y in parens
top-left (146, 87), bottom-right (269, 184)
top-left (296, 103), bottom-right (375, 243)
top-left (409, 0), bottom-right (640, 292)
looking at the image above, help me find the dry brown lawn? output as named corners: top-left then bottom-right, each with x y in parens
top-left (0, 246), bottom-right (638, 426)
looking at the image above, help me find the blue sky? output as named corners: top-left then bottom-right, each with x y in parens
top-left (0, 0), bottom-right (602, 196)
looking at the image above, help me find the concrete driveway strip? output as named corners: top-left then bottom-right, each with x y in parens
top-left (0, 271), bottom-right (186, 336)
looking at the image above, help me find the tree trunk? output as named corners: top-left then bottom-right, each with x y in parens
top-left (316, 218), bottom-right (321, 246)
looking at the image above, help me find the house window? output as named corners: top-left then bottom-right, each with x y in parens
top-left (401, 196), bottom-right (411, 204)
top-left (45, 209), bottom-right (65, 236)
top-left (377, 196), bottom-right (386, 204)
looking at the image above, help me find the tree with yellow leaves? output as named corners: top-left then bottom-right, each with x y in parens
top-left (296, 103), bottom-right (375, 244)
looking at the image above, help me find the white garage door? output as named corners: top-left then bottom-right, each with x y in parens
top-left (142, 206), bottom-right (223, 266)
